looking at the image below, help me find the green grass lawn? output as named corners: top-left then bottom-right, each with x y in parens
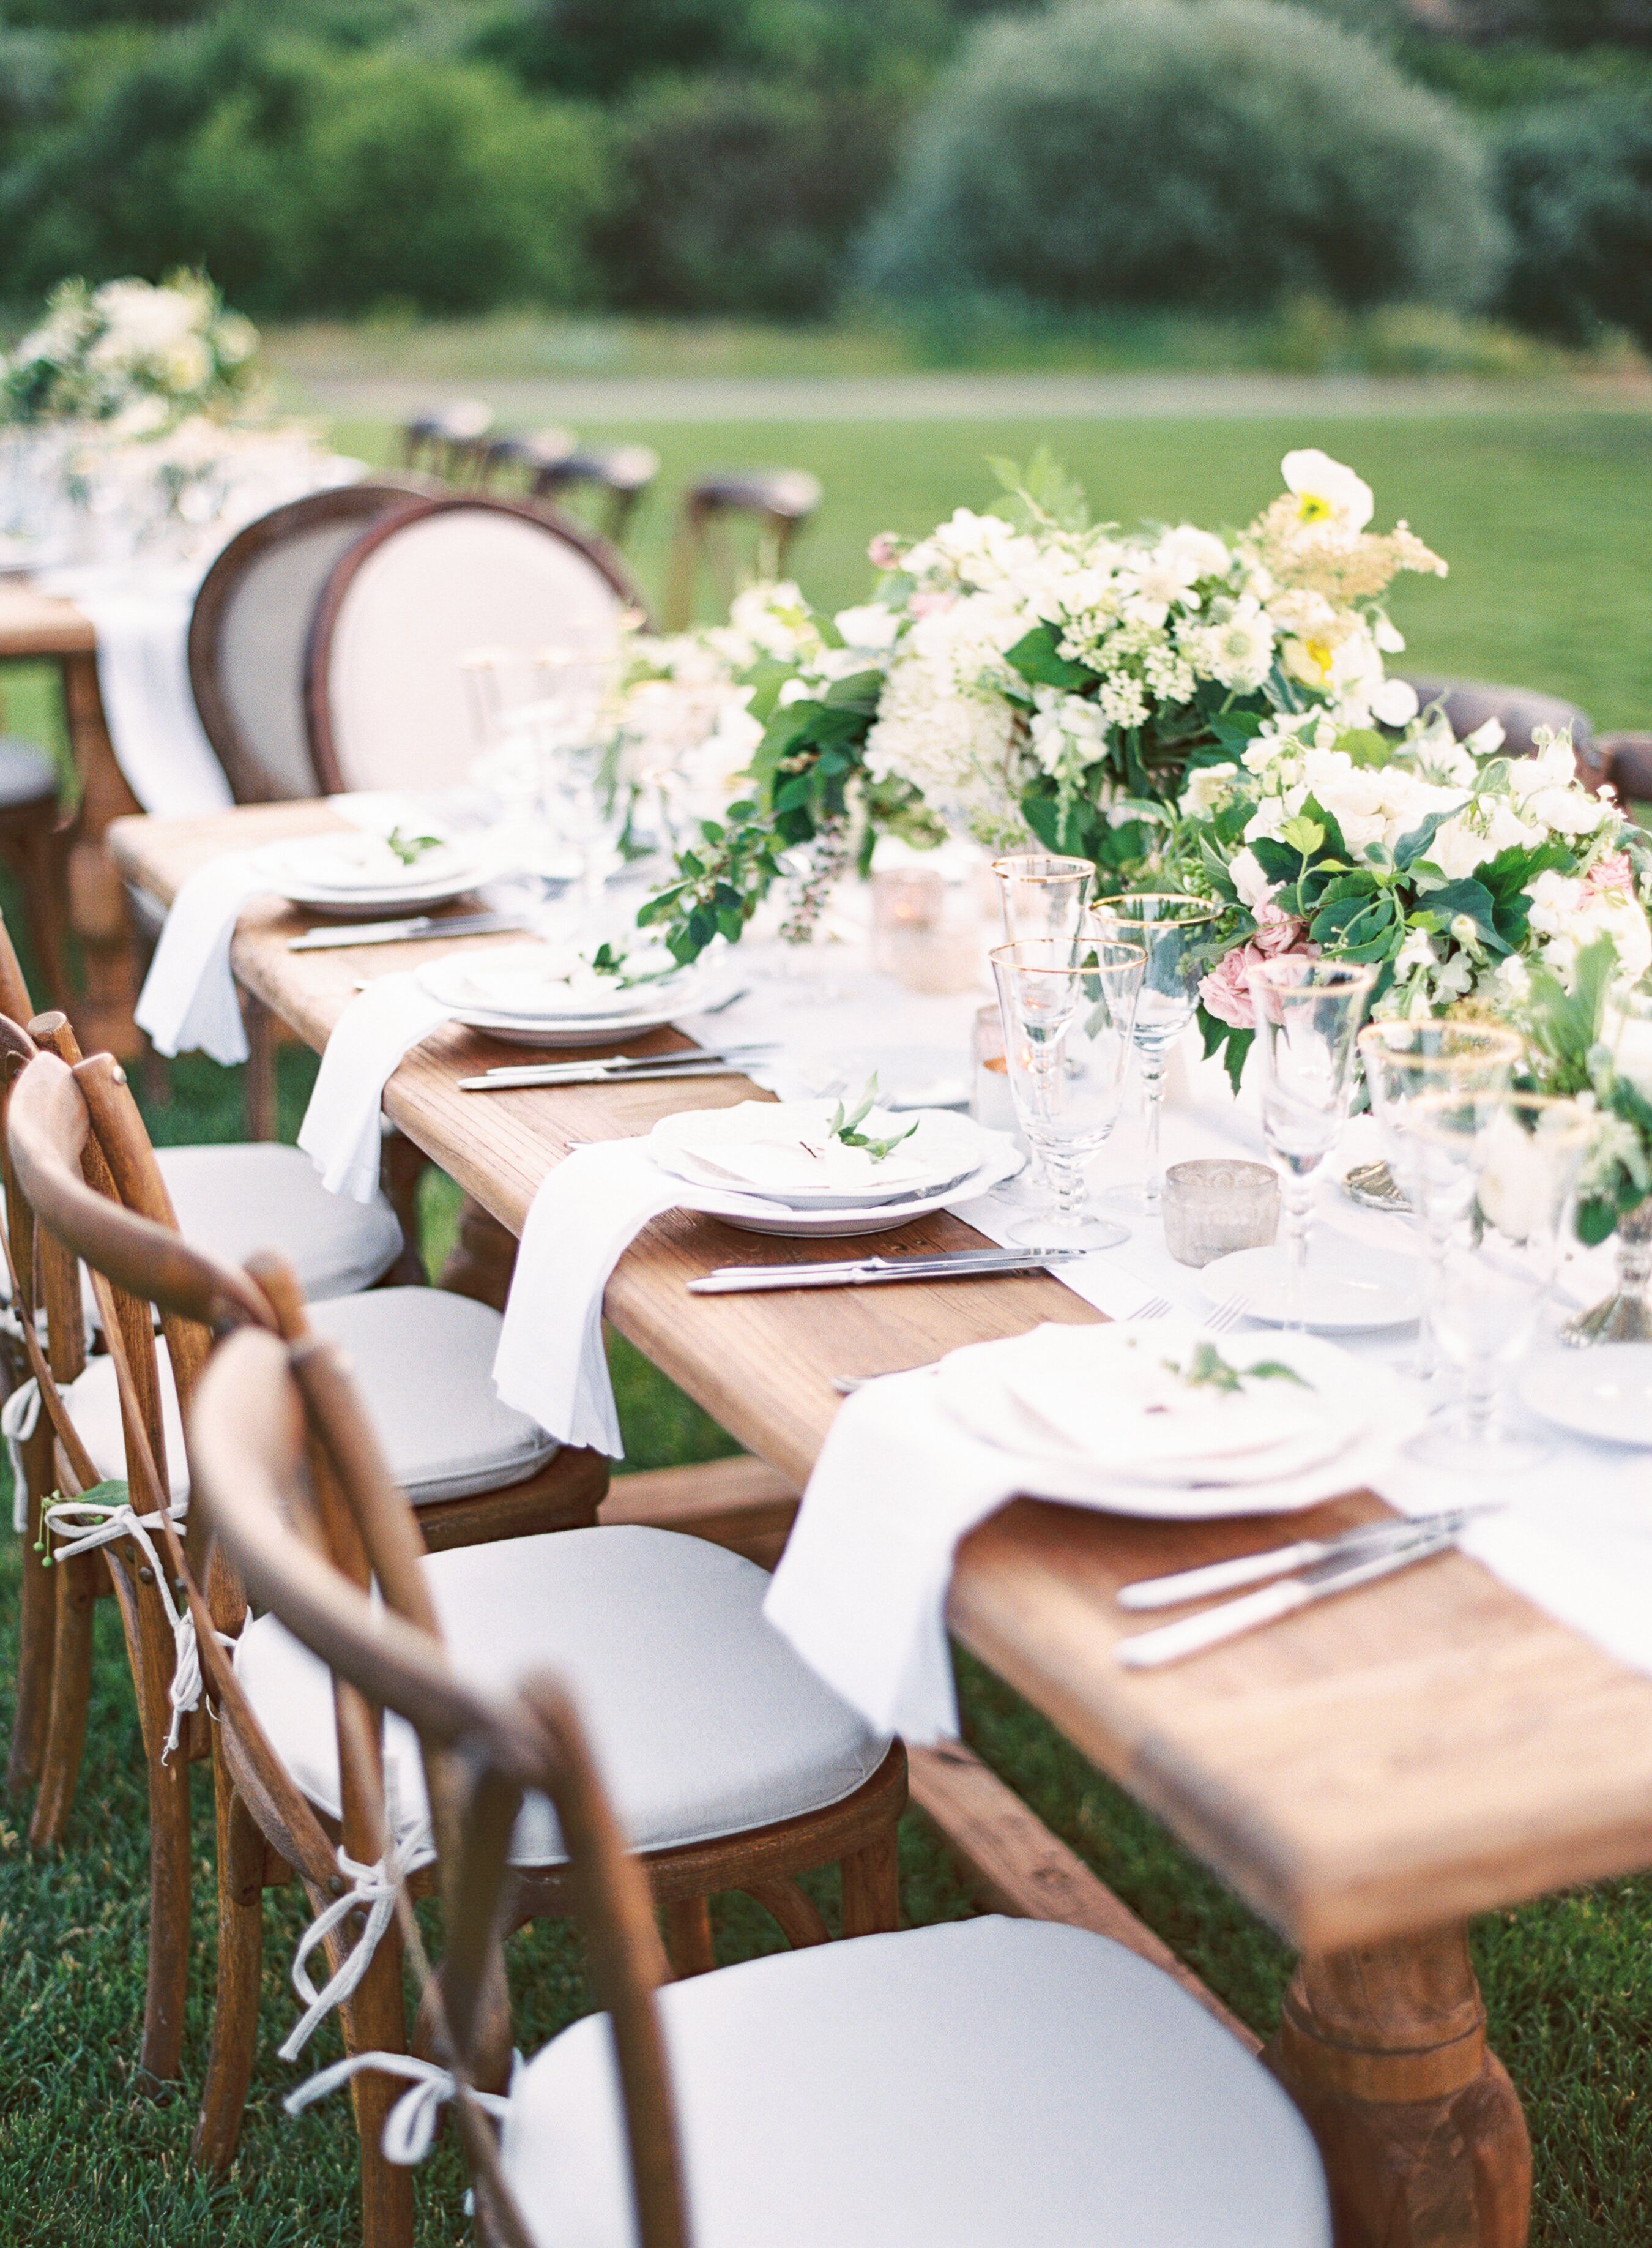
top-left (5, 406), bottom-right (1652, 2241)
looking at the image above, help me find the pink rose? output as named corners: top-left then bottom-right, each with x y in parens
top-left (1585, 851), bottom-right (1632, 898)
top-left (1199, 924), bottom-right (1317, 1028)
top-left (868, 532), bottom-right (902, 570)
top-left (1249, 903), bottom-right (1311, 957)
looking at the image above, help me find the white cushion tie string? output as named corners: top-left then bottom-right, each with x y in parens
top-left (283, 2050), bottom-right (515, 2166)
top-left (43, 1485), bottom-right (229, 1760)
top-left (278, 1792), bottom-right (433, 2064)
top-left (5, 1376), bottom-right (41, 1535)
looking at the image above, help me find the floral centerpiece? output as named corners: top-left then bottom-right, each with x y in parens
top-left (1167, 706), bottom-right (1652, 1088)
top-left (638, 449), bottom-right (1446, 963)
top-left (1, 271), bottom-right (261, 433)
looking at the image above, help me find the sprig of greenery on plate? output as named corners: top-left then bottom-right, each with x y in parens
top-left (1169, 1339), bottom-right (1308, 1394)
top-left (824, 1075), bottom-right (918, 1163)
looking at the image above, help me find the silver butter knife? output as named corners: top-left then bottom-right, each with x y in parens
top-left (472, 1043), bottom-right (774, 1086)
top-left (1116, 1527), bottom-right (1459, 1669)
top-left (288, 911), bottom-right (523, 952)
top-left (1117, 1504), bottom-right (1496, 1611)
top-left (688, 1248), bottom-right (1084, 1294)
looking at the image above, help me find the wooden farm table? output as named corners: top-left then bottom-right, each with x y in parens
top-left (0, 584), bottom-right (146, 1055)
top-left (111, 797), bottom-right (1652, 2248)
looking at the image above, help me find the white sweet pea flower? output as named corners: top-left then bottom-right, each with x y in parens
top-left (1373, 615), bottom-right (1407, 654)
top-left (1459, 719), bottom-right (1506, 758)
top-left (1394, 925), bottom-right (1437, 975)
top-left (1371, 678), bottom-right (1419, 730)
top-left (1279, 449), bottom-right (1375, 534)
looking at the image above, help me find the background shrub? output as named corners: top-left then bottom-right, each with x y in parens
top-left (1497, 92), bottom-right (1652, 346)
top-left (862, 0), bottom-right (1510, 314)
top-left (0, 28), bottom-right (609, 315)
top-left (597, 73), bottom-right (903, 316)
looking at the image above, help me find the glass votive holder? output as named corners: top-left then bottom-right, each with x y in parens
top-left (1161, 1159), bottom-right (1280, 1268)
top-left (871, 864), bottom-right (984, 995)
top-left (971, 1001), bottom-right (1020, 1135)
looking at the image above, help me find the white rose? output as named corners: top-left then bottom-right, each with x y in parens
top-left (833, 603), bottom-right (901, 652)
top-left (1155, 525), bottom-right (1230, 583)
top-left (1229, 846), bottom-right (1279, 912)
top-left (1280, 449), bottom-right (1375, 534)
top-left (1180, 761), bottom-right (1239, 816)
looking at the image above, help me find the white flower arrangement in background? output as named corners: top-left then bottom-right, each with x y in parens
top-left (1, 270), bottom-right (261, 431)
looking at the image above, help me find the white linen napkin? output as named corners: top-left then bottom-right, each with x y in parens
top-left (297, 973), bottom-right (456, 1203)
top-left (133, 851), bottom-right (270, 1066)
top-left (492, 1131), bottom-right (1023, 1458)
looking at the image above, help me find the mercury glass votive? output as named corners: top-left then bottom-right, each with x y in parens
top-left (1161, 1159), bottom-right (1281, 1268)
top-left (871, 864), bottom-right (984, 994)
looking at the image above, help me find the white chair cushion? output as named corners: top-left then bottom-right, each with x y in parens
top-left (156, 1143), bottom-right (401, 1303)
top-left (234, 1525), bottom-right (887, 1865)
top-left (65, 1286), bottom-right (556, 1507)
top-left (501, 1916), bottom-right (1331, 2248)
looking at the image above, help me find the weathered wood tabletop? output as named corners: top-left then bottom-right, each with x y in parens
top-left (112, 796), bottom-right (1648, 2246)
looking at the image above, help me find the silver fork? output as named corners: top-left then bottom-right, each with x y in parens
top-left (1204, 1292), bottom-right (1250, 1334)
top-left (829, 1291), bottom-right (1174, 1393)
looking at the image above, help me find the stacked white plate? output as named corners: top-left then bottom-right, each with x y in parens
top-left (931, 1318), bottom-right (1425, 1517)
top-left (416, 942), bottom-right (722, 1047)
top-left (647, 1099), bottom-right (1021, 1238)
top-left (253, 832), bottom-right (489, 918)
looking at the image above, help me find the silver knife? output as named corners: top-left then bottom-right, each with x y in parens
top-left (1117, 1504), bottom-right (1497, 1611)
top-left (469, 1044), bottom-right (774, 1086)
top-left (687, 1248), bottom-right (1084, 1294)
top-left (1116, 1527), bottom-right (1459, 1669)
top-left (460, 1056), bottom-right (770, 1092)
top-left (288, 911), bottom-right (523, 952)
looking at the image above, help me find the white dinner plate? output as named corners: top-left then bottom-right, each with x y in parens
top-left (253, 837), bottom-right (487, 917)
top-left (931, 1324), bottom-right (1423, 1518)
top-left (704, 1140), bottom-right (1024, 1237)
top-left (649, 1100), bottom-right (992, 1209)
top-left (416, 944), bottom-right (723, 1045)
top-left (1524, 1343), bottom-right (1652, 1447)
top-left (1198, 1238), bottom-right (1423, 1332)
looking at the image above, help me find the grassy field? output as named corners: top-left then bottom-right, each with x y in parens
top-left (4, 403), bottom-right (1652, 2242)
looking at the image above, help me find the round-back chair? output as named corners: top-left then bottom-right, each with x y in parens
top-left (303, 493), bottom-right (641, 796)
top-left (1402, 674), bottom-right (1596, 767)
top-left (187, 480), bottom-right (434, 805)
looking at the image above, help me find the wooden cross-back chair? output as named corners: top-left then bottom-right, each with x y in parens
top-left (664, 466), bottom-right (822, 630)
top-left (483, 429), bottom-right (660, 548)
top-left (190, 1323), bottom-right (1333, 2248)
top-left (4, 1048), bottom-right (609, 2067)
top-left (9, 1074), bottom-right (904, 2242)
top-left (402, 402), bottom-right (496, 486)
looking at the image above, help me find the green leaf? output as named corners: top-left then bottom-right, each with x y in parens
top-left (1004, 622), bottom-right (1094, 693)
top-left (1391, 807), bottom-right (1453, 870)
top-left (1279, 815), bottom-right (1325, 859)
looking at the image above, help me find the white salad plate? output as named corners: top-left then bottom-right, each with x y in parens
top-left (683, 1137), bottom-right (1024, 1238)
top-left (253, 834), bottom-right (488, 917)
top-left (647, 1099), bottom-right (992, 1210)
top-left (415, 944), bottom-right (723, 1047)
top-left (1197, 1238), bottom-right (1424, 1333)
top-left (931, 1320), bottom-right (1422, 1518)
top-left (1524, 1343), bottom-right (1652, 1448)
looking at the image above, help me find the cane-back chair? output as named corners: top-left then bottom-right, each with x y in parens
top-left (190, 1321), bottom-right (1331, 2248)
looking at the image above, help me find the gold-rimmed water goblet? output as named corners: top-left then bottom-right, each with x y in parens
top-left (1090, 892), bottom-right (1220, 1216)
top-left (991, 933), bottom-right (1147, 1252)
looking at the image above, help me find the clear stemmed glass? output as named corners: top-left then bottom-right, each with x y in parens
top-left (992, 854), bottom-right (1095, 949)
top-left (1357, 1019), bottom-right (1525, 1378)
top-left (1247, 958), bottom-right (1377, 1331)
top-left (1405, 1090), bottom-right (1594, 1473)
top-left (1090, 892), bottom-right (1219, 1214)
top-left (991, 934), bottom-right (1148, 1252)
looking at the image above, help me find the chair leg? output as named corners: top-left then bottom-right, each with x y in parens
top-left (7, 1413), bottom-right (58, 1794)
top-left (664, 1894), bottom-right (716, 1979)
top-left (341, 1907), bottom-right (415, 2248)
top-left (840, 1828), bottom-right (901, 1939)
top-left (193, 1767), bottom-right (265, 2171)
top-left (379, 1130), bottom-right (430, 1287)
top-left (242, 996), bottom-right (280, 1142)
top-left (1, 807), bottom-right (73, 1013)
top-left (28, 1553), bottom-right (98, 1847)
top-left (439, 1195), bottom-right (518, 1311)
top-left (138, 1717), bottom-right (193, 2085)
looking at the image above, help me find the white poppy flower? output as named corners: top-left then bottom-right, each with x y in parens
top-left (1279, 449), bottom-right (1375, 534)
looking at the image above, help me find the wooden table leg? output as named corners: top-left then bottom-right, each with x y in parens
top-left (59, 649), bottom-right (145, 1060)
top-left (1265, 1925), bottom-right (1531, 2248)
